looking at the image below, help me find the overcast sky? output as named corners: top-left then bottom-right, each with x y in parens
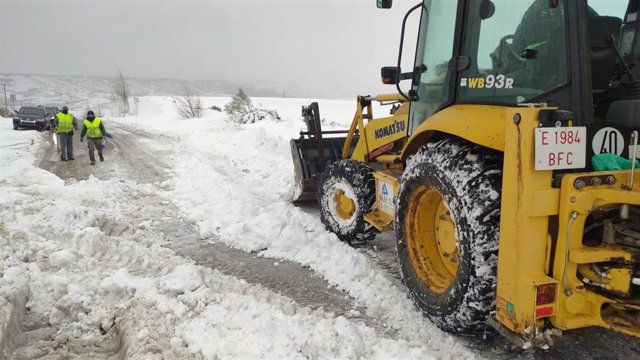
top-left (0, 0), bottom-right (419, 98)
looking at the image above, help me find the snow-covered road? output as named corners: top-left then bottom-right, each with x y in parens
top-left (2, 96), bottom-right (639, 359)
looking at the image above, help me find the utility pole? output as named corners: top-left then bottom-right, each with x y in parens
top-left (3, 84), bottom-right (7, 111)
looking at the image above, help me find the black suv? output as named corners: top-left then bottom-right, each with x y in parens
top-left (43, 106), bottom-right (60, 130)
top-left (44, 106), bottom-right (60, 118)
top-left (13, 106), bottom-right (57, 130)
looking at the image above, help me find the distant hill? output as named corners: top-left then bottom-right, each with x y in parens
top-left (0, 73), bottom-right (287, 112)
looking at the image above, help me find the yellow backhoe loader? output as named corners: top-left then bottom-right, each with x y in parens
top-left (290, 0), bottom-right (640, 344)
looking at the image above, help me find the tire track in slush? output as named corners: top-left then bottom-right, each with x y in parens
top-left (35, 123), bottom-right (394, 338)
top-left (36, 123), bottom-right (172, 184)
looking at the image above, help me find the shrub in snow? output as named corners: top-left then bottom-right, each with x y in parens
top-left (224, 88), bottom-right (253, 117)
top-left (174, 87), bottom-right (205, 119)
top-left (224, 88), bottom-right (282, 124)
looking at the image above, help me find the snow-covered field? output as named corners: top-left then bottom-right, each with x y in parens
top-left (0, 97), bottom-right (481, 359)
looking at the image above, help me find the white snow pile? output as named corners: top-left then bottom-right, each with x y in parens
top-left (1, 97), bottom-right (482, 360)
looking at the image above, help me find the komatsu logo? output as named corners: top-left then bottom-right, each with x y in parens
top-left (374, 120), bottom-right (406, 140)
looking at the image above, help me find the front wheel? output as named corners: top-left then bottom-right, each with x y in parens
top-left (318, 160), bottom-right (378, 245)
top-left (395, 137), bottom-right (503, 334)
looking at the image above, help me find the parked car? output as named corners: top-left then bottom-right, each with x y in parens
top-left (42, 106), bottom-right (60, 130)
top-left (44, 106), bottom-right (60, 118)
top-left (13, 106), bottom-right (50, 130)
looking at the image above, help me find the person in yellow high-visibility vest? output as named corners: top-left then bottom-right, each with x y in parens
top-left (80, 110), bottom-right (107, 165)
top-left (54, 106), bottom-right (79, 161)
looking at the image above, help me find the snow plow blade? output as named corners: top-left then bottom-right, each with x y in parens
top-left (290, 102), bottom-right (357, 205)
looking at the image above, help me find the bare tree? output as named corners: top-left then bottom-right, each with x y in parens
top-left (112, 69), bottom-right (130, 116)
top-left (174, 86), bottom-right (204, 119)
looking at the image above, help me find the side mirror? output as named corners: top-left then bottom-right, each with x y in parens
top-left (381, 66), bottom-right (422, 85)
top-left (376, 0), bottom-right (392, 9)
top-left (381, 66), bottom-right (399, 84)
top-left (479, 0), bottom-right (495, 20)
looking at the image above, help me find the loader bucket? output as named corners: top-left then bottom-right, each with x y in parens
top-left (290, 102), bottom-right (357, 205)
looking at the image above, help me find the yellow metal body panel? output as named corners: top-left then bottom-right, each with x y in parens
top-left (551, 171), bottom-right (640, 337)
top-left (495, 107), bottom-right (558, 339)
top-left (495, 106), bottom-right (640, 339)
top-left (394, 102), bottom-right (410, 116)
top-left (344, 100), bottom-right (369, 161)
top-left (343, 94), bottom-right (409, 162)
top-left (351, 137), bottom-right (367, 162)
top-left (401, 104), bottom-right (507, 160)
top-left (373, 154), bottom-right (402, 164)
top-left (364, 115), bottom-right (407, 153)
top-left (578, 264), bottom-right (633, 296)
top-left (569, 247), bottom-right (632, 264)
top-left (530, 189), bottom-right (560, 217)
top-left (365, 169), bottom-right (400, 232)
top-left (363, 210), bottom-right (394, 232)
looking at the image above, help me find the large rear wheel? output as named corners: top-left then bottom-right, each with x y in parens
top-left (395, 137), bottom-right (502, 334)
top-left (319, 160), bottom-right (378, 245)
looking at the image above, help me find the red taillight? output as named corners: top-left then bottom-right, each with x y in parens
top-left (536, 283), bottom-right (557, 305)
top-left (536, 306), bottom-right (554, 318)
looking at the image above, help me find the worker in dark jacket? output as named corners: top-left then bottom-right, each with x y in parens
top-left (54, 106), bottom-right (79, 161)
top-left (80, 110), bottom-right (107, 165)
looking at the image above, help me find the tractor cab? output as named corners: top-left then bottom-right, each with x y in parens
top-left (404, 0), bottom-right (639, 162)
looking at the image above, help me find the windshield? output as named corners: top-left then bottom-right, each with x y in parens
top-left (18, 107), bottom-right (46, 116)
top-left (457, 0), bottom-right (569, 105)
top-left (409, 0), bottom-right (571, 133)
top-left (408, 0), bottom-right (459, 133)
top-left (44, 107), bottom-right (59, 115)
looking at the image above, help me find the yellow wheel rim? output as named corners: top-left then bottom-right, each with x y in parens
top-left (405, 186), bottom-right (459, 293)
top-left (334, 189), bottom-right (356, 220)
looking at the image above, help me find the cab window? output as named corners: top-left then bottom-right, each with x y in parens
top-left (458, 0), bottom-right (569, 105)
top-left (408, 0), bottom-right (459, 133)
